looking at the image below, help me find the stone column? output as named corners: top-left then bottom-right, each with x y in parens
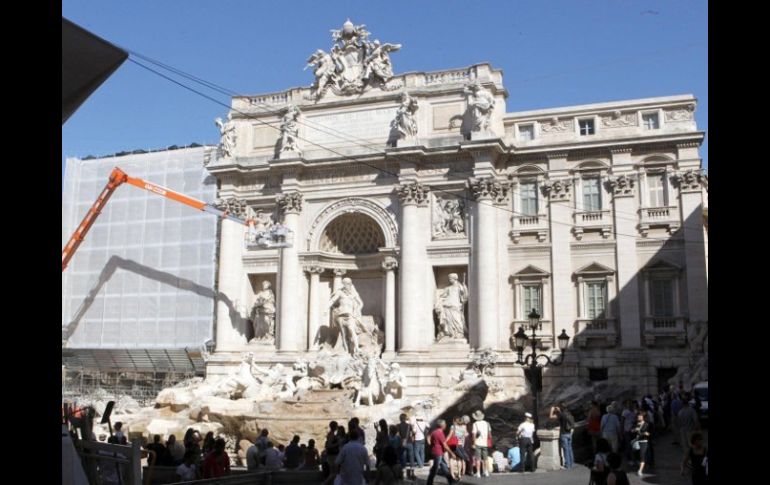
top-left (276, 192), bottom-right (303, 353)
top-left (608, 152), bottom-right (643, 348)
top-left (305, 266), bottom-right (324, 350)
top-left (544, 173), bottom-right (574, 347)
top-left (674, 167), bottom-right (708, 325)
top-left (382, 257), bottom-right (398, 356)
top-left (215, 217), bottom-right (248, 351)
top-left (468, 177), bottom-right (508, 349)
top-left (396, 182), bottom-right (430, 352)
top-left (214, 197), bottom-right (250, 351)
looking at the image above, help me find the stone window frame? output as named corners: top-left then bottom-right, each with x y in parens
top-left (574, 262), bottom-right (616, 320)
top-left (517, 123), bottom-right (536, 142)
top-left (511, 265), bottom-right (551, 322)
top-left (577, 116), bottom-right (597, 136)
top-left (641, 258), bottom-right (683, 319)
top-left (638, 156), bottom-right (677, 209)
top-left (641, 109), bottom-right (663, 130)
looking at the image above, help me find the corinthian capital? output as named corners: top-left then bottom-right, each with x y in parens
top-left (542, 178), bottom-right (572, 202)
top-left (468, 177), bottom-right (510, 204)
top-left (276, 192), bottom-right (303, 215)
top-left (397, 182), bottom-right (430, 206)
top-left (606, 174), bottom-right (637, 198)
top-left (672, 170), bottom-right (705, 192)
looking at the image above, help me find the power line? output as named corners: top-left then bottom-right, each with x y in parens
top-left (127, 48), bottom-right (657, 223)
top-left (124, 56), bottom-right (705, 244)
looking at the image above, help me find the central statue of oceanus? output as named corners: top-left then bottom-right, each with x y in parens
top-left (305, 19), bottom-right (402, 100)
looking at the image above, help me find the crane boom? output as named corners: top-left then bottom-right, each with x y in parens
top-left (62, 167), bottom-right (250, 272)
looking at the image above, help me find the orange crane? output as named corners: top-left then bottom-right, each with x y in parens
top-left (62, 167), bottom-right (291, 272)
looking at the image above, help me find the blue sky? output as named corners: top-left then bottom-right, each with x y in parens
top-left (62, 0), bottom-right (707, 171)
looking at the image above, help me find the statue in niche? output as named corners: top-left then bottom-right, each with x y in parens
top-left (434, 273), bottom-right (469, 340)
top-left (215, 115), bottom-right (236, 158)
top-left (432, 198), bottom-right (465, 238)
top-left (279, 105), bottom-right (302, 155)
top-left (328, 277), bottom-right (372, 355)
top-left (389, 92), bottom-right (419, 145)
top-left (463, 82), bottom-right (495, 133)
top-left (251, 281), bottom-right (276, 341)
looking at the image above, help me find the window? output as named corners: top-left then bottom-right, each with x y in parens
top-left (579, 119), bottom-right (595, 136)
top-left (519, 124), bottom-right (535, 141)
top-left (589, 368), bottom-right (608, 382)
top-left (582, 178), bottom-right (601, 211)
top-left (586, 282), bottom-right (606, 318)
top-left (651, 278), bottom-right (674, 317)
top-left (520, 182), bottom-right (538, 215)
top-left (522, 285), bottom-right (542, 316)
top-left (643, 113), bottom-right (660, 130)
top-left (647, 173), bottom-right (666, 207)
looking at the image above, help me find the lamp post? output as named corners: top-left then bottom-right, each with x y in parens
top-left (514, 308), bottom-right (570, 432)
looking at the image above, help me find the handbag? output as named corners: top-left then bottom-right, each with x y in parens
top-left (487, 435), bottom-right (493, 448)
top-left (631, 439), bottom-right (640, 451)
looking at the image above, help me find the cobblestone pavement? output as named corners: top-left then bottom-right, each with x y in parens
top-left (412, 427), bottom-right (708, 485)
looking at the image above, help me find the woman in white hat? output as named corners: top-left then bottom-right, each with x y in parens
top-left (517, 413), bottom-right (536, 472)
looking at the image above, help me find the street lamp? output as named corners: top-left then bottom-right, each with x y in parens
top-left (514, 308), bottom-right (570, 432)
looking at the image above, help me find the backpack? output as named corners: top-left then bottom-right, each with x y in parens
top-left (564, 413), bottom-right (575, 432)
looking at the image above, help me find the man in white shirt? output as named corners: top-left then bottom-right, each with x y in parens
top-left (516, 413), bottom-right (535, 472)
top-left (246, 439), bottom-right (260, 471)
top-left (411, 416), bottom-right (427, 469)
top-left (264, 441), bottom-right (284, 471)
top-left (335, 428), bottom-right (370, 485)
top-left (176, 450), bottom-right (199, 481)
top-left (471, 410), bottom-right (491, 477)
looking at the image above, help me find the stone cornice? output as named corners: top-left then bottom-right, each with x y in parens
top-left (507, 132), bottom-right (705, 156)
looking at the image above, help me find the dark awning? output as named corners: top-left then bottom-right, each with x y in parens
top-left (62, 17), bottom-right (128, 124)
top-left (61, 348), bottom-right (206, 374)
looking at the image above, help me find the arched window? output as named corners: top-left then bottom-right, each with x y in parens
top-left (319, 213), bottom-right (385, 254)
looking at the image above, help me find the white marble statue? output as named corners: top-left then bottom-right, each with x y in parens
top-left (279, 105), bottom-right (302, 155)
top-left (354, 356), bottom-right (382, 407)
top-left (305, 49), bottom-right (336, 93)
top-left (305, 20), bottom-right (401, 100)
top-left (383, 362), bottom-right (407, 400)
top-left (432, 198), bottom-right (465, 238)
top-left (464, 82), bottom-right (495, 133)
top-left (328, 277), bottom-right (368, 355)
top-left (390, 92), bottom-right (418, 143)
top-left (363, 40), bottom-right (401, 83)
top-left (434, 273), bottom-right (469, 340)
top-left (251, 281), bottom-right (276, 341)
top-left (215, 115), bottom-right (236, 158)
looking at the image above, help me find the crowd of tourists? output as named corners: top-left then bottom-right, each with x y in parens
top-left (581, 385), bottom-right (708, 485)
top-left (96, 383), bottom-right (707, 485)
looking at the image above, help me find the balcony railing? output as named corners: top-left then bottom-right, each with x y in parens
top-left (639, 206), bottom-right (680, 236)
top-left (573, 210), bottom-right (612, 239)
top-left (575, 319), bottom-right (617, 347)
top-left (643, 316), bottom-right (686, 346)
top-left (510, 214), bottom-right (548, 243)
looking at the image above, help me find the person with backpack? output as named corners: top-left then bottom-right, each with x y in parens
top-left (550, 402), bottom-right (575, 469)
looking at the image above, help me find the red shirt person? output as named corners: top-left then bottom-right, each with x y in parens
top-left (202, 438), bottom-right (231, 478)
top-left (427, 419), bottom-right (456, 485)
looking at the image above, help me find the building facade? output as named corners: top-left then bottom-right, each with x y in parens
top-left (204, 23), bottom-right (707, 398)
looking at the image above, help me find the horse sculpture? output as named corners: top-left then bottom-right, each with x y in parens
top-left (354, 357), bottom-right (382, 407)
